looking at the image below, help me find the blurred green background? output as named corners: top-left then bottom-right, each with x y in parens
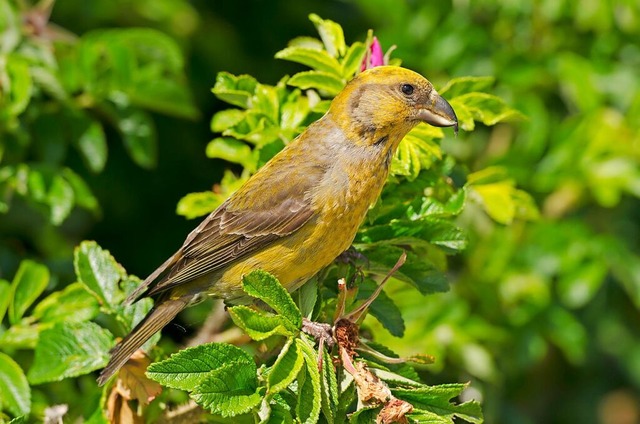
top-left (1, 0), bottom-right (639, 423)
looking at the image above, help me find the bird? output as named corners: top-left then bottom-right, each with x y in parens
top-left (97, 65), bottom-right (458, 386)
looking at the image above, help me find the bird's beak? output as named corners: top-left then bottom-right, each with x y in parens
top-left (417, 92), bottom-right (459, 136)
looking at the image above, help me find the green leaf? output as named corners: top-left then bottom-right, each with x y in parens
top-left (74, 241), bottom-right (125, 309)
top-left (9, 260), bottom-right (50, 325)
top-left (557, 261), bottom-right (607, 309)
top-left (0, 323), bottom-right (41, 350)
top-left (176, 190), bottom-right (223, 219)
top-left (287, 36), bottom-right (324, 50)
top-left (28, 321), bottom-right (114, 384)
top-left (361, 245), bottom-right (450, 295)
top-left (275, 47), bottom-right (342, 76)
top-left (358, 280), bottom-right (405, 337)
top-left (242, 270), bottom-right (302, 329)
top-left (450, 93), bottom-right (522, 131)
top-left (0, 279), bottom-right (11, 323)
top-left (206, 137), bottom-right (255, 170)
top-left (147, 342), bottom-right (254, 391)
top-left (211, 109), bottom-right (246, 133)
top-left (192, 362), bottom-right (261, 417)
top-left (341, 42), bottom-right (367, 78)
top-left (296, 338), bottom-right (322, 424)
top-left (280, 90), bottom-right (310, 131)
top-left (320, 346), bottom-right (338, 424)
top-left (392, 124), bottom-right (444, 180)
top-left (75, 120), bottom-right (107, 173)
top-left (308, 14), bottom-right (346, 58)
top-left (228, 305), bottom-right (296, 340)
top-left (116, 278), bottom-right (158, 349)
top-left (287, 71), bottom-right (344, 96)
top-left (48, 173), bottom-right (75, 225)
top-left (438, 76), bottom-right (495, 98)
top-left (411, 189), bottom-right (466, 220)
top-left (32, 282), bottom-right (99, 323)
top-left (261, 400), bottom-right (294, 424)
top-left (0, 0), bottom-right (21, 54)
top-left (297, 279), bottom-right (318, 319)
top-left (61, 168), bottom-right (99, 212)
top-left (0, 352), bottom-right (30, 416)
top-left (392, 384), bottom-right (483, 424)
top-left (115, 107), bottom-right (157, 169)
top-left (267, 339), bottom-right (305, 394)
top-left (212, 72), bottom-right (258, 109)
top-left (3, 58), bottom-right (32, 118)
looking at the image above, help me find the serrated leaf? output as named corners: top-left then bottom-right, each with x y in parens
top-left (192, 362), bottom-right (261, 417)
top-left (287, 71), bottom-right (344, 96)
top-left (439, 76), bottom-right (495, 98)
top-left (116, 278), bottom-right (159, 350)
top-left (450, 93), bottom-right (522, 130)
top-left (228, 305), bottom-right (296, 340)
top-left (267, 339), bottom-right (304, 394)
top-left (308, 14), bottom-right (346, 58)
top-left (341, 42), bottom-right (366, 78)
top-left (392, 124), bottom-right (444, 180)
top-left (32, 282), bottom-right (99, 323)
top-left (275, 47), bottom-right (342, 76)
top-left (320, 346), bottom-right (338, 424)
top-left (349, 407), bottom-right (379, 423)
top-left (9, 260), bottom-right (49, 325)
top-left (206, 137), bottom-right (255, 170)
top-left (28, 322), bottom-right (114, 384)
top-left (296, 338), bottom-right (322, 424)
top-left (74, 241), bottom-right (125, 309)
top-left (261, 400), bottom-right (294, 424)
top-left (212, 72), bottom-right (258, 108)
top-left (147, 342), bottom-right (254, 391)
top-left (0, 352), bottom-right (30, 416)
top-left (392, 384), bottom-right (483, 424)
top-left (242, 270), bottom-right (302, 329)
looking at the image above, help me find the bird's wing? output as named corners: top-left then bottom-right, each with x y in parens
top-left (126, 151), bottom-right (325, 303)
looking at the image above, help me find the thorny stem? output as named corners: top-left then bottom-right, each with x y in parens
top-left (343, 251), bottom-right (406, 323)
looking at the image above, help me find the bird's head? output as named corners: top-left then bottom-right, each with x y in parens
top-left (329, 66), bottom-right (458, 146)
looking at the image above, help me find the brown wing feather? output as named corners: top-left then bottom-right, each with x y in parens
top-left (126, 143), bottom-right (326, 303)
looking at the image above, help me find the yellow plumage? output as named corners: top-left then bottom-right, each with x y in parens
top-left (98, 66), bottom-right (458, 385)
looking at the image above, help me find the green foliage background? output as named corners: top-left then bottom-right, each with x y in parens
top-left (1, 0), bottom-right (639, 423)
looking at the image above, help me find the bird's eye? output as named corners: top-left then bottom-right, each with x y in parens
top-left (401, 83), bottom-right (414, 96)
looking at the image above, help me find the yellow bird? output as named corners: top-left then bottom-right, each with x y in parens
top-left (98, 66), bottom-right (458, 385)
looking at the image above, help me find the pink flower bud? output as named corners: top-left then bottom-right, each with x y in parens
top-left (361, 36), bottom-right (385, 71)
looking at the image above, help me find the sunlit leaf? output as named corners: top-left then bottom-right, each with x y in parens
top-left (0, 352), bottom-right (30, 416)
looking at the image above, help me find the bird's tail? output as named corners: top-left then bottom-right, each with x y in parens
top-left (97, 297), bottom-right (189, 386)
